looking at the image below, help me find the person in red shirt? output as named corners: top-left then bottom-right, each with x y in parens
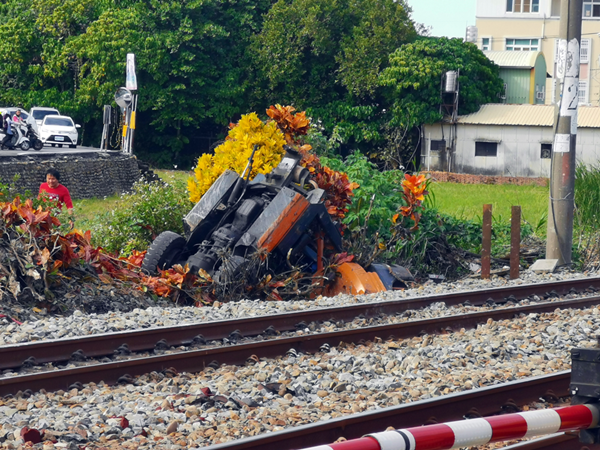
top-left (39, 168), bottom-right (73, 211)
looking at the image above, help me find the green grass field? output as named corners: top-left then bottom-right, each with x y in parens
top-left (72, 170), bottom-right (551, 237)
top-left (428, 181), bottom-right (549, 233)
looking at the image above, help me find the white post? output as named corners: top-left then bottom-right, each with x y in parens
top-left (427, 133), bottom-right (431, 171)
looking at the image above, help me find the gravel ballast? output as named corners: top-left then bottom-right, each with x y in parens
top-left (0, 267), bottom-right (599, 449)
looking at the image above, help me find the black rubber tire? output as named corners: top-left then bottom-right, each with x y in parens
top-left (141, 231), bottom-right (187, 275)
top-left (58, 144), bottom-right (63, 148)
top-left (51, 143), bottom-right (55, 147)
top-left (20, 140), bottom-right (30, 151)
top-left (69, 144), bottom-right (76, 149)
top-left (33, 140), bottom-right (43, 151)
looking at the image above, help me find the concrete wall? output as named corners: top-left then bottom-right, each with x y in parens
top-left (0, 152), bottom-right (141, 199)
top-left (422, 123), bottom-right (600, 178)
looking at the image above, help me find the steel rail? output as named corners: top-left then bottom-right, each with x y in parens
top-left (2, 295), bottom-right (599, 396)
top-left (203, 372), bottom-right (573, 450)
top-left (2, 277), bottom-right (599, 372)
top-left (500, 432), bottom-right (583, 450)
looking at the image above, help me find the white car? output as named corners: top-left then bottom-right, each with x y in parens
top-left (39, 115), bottom-right (80, 148)
top-left (30, 107), bottom-right (60, 127)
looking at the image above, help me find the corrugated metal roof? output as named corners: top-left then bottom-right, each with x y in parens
top-left (457, 104), bottom-right (553, 126)
top-left (457, 104), bottom-right (600, 128)
top-left (484, 51), bottom-right (542, 68)
top-left (580, 106), bottom-right (600, 128)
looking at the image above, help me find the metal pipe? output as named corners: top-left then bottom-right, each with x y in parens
top-left (300, 404), bottom-right (600, 450)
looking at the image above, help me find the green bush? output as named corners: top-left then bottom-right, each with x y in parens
top-left (319, 152), bottom-right (540, 277)
top-left (575, 163), bottom-right (600, 230)
top-left (322, 151), bottom-right (404, 237)
top-left (87, 176), bottom-right (193, 256)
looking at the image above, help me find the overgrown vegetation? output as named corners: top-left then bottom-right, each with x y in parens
top-left (86, 175), bottom-right (192, 255)
top-left (574, 163), bottom-right (600, 271)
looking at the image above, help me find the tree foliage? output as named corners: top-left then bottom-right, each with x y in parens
top-left (380, 37), bottom-right (504, 129)
top-left (0, 1), bottom-right (502, 168)
top-left (250, 0), bottom-right (418, 152)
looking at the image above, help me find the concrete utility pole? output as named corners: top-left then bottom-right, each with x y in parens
top-left (546, 0), bottom-right (582, 266)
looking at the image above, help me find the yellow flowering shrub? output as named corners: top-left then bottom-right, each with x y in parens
top-left (188, 113), bottom-right (287, 203)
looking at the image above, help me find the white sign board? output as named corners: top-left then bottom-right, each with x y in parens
top-left (126, 53), bottom-right (138, 91)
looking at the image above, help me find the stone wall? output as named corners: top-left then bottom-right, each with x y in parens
top-left (424, 171), bottom-right (549, 187)
top-left (0, 151), bottom-right (141, 199)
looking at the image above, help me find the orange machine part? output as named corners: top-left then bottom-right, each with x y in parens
top-left (325, 262), bottom-right (387, 297)
top-left (256, 193), bottom-right (310, 252)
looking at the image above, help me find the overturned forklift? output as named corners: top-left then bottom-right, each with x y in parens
top-left (141, 145), bottom-right (413, 298)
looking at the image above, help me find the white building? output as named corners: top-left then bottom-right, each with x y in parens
top-left (422, 104), bottom-right (600, 177)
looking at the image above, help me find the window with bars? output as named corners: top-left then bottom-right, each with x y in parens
top-left (430, 140), bottom-right (446, 151)
top-left (579, 80), bottom-right (589, 104)
top-left (583, 0), bottom-right (600, 17)
top-left (475, 142), bottom-right (498, 157)
top-left (506, 0), bottom-right (540, 12)
top-left (506, 38), bottom-right (539, 51)
top-left (581, 39), bottom-right (591, 63)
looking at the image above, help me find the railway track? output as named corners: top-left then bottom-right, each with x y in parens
top-left (201, 371), bottom-right (574, 450)
top-left (4, 276), bottom-right (598, 373)
top-left (1, 277), bottom-right (600, 397)
top-left (501, 433), bottom-right (582, 450)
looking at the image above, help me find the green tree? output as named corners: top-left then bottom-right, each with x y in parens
top-left (380, 37), bottom-right (504, 130)
top-left (65, 0), bottom-right (274, 163)
top-left (0, 0), bottom-right (108, 115)
top-left (0, 0), bottom-right (274, 165)
top-left (251, 0), bottom-right (417, 153)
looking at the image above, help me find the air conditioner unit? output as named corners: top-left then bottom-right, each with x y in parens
top-left (535, 86), bottom-right (545, 101)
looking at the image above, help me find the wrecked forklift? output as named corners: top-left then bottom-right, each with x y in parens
top-left (141, 145), bottom-right (413, 297)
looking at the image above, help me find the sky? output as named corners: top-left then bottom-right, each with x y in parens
top-left (408, 0), bottom-right (477, 39)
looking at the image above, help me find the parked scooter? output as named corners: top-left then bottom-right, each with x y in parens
top-left (24, 122), bottom-right (43, 150)
top-left (0, 122), bottom-right (31, 150)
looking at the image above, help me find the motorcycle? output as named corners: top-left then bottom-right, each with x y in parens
top-left (0, 122), bottom-right (31, 150)
top-left (24, 122), bottom-right (43, 151)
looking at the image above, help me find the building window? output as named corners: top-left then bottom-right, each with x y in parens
top-left (507, 0), bottom-right (539, 12)
top-left (475, 142), bottom-right (498, 157)
top-left (584, 0), bottom-right (600, 17)
top-left (579, 80), bottom-right (589, 104)
top-left (581, 38), bottom-right (591, 63)
top-left (430, 140), bottom-right (445, 151)
top-left (482, 37), bottom-right (491, 51)
top-left (506, 38), bottom-right (539, 51)
top-left (541, 143), bottom-right (552, 159)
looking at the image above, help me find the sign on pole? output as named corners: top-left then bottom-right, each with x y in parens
top-left (126, 53), bottom-right (137, 91)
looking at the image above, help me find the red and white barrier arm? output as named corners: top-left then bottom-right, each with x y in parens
top-left (301, 404), bottom-right (599, 450)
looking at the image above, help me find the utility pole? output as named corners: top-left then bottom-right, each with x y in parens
top-left (546, 0), bottom-right (582, 266)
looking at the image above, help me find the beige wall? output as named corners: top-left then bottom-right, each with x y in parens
top-left (477, 16), bottom-right (600, 106)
